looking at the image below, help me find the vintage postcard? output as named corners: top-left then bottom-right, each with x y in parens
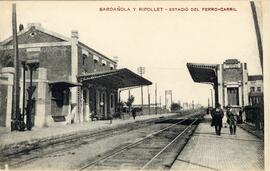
top-left (0, 0), bottom-right (269, 170)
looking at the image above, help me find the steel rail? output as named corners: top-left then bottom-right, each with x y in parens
top-left (140, 118), bottom-right (199, 170)
top-left (3, 114), bottom-right (189, 169)
top-left (5, 118), bottom-right (159, 168)
top-left (78, 118), bottom-right (189, 170)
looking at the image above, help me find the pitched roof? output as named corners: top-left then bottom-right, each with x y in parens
top-left (78, 41), bottom-right (116, 64)
top-left (0, 23), bottom-right (116, 64)
top-left (0, 23), bottom-right (70, 46)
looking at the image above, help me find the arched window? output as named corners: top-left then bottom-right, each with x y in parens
top-left (101, 60), bottom-right (107, 66)
top-left (93, 55), bottom-right (99, 64)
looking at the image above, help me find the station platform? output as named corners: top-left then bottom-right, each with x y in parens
top-left (171, 114), bottom-right (264, 171)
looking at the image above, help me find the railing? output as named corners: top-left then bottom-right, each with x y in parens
top-left (244, 104), bottom-right (264, 130)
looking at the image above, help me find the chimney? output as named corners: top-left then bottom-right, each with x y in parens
top-left (71, 30), bottom-right (79, 39)
top-left (27, 23), bottom-right (41, 28)
top-left (19, 24), bottom-right (24, 32)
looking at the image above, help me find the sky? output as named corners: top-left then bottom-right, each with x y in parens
top-left (0, 1), bottom-right (263, 107)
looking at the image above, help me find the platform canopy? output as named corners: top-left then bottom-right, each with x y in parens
top-left (77, 68), bottom-right (152, 89)
top-left (49, 81), bottom-right (82, 89)
top-left (187, 63), bottom-right (218, 84)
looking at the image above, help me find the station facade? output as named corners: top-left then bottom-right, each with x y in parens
top-left (0, 23), bottom-right (151, 128)
top-left (187, 59), bottom-right (263, 110)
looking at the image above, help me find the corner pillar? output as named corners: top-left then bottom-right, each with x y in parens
top-left (70, 30), bottom-right (79, 123)
top-left (217, 64), bottom-right (224, 108)
top-left (242, 63), bottom-right (249, 106)
top-left (0, 68), bottom-right (15, 127)
top-left (35, 68), bottom-right (48, 127)
top-left (83, 88), bottom-right (90, 122)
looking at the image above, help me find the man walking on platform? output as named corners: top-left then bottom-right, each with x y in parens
top-left (212, 103), bottom-right (224, 136)
top-left (226, 105), bottom-right (237, 135)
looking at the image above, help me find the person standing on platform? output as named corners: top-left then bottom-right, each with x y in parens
top-left (132, 108), bottom-right (137, 120)
top-left (226, 105), bottom-right (237, 135)
top-left (212, 103), bottom-right (224, 136)
top-left (238, 107), bottom-right (243, 124)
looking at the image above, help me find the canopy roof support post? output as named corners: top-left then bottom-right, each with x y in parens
top-left (213, 81), bottom-right (219, 108)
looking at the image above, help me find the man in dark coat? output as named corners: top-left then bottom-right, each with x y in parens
top-left (212, 103), bottom-right (224, 136)
top-left (226, 105), bottom-right (237, 135)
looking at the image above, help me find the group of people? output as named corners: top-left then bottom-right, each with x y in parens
top-left (211, 104), bottom-right (242, 136)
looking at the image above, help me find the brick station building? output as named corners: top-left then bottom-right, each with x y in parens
top-left (0, 23), bottom-right (151, 128)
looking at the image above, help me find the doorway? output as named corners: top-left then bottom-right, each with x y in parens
top-left (100, 91), bottom-right (106, 118)
top-left (227, 87), bottom-right (239, 106)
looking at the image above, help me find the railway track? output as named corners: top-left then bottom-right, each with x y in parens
top-left (1, 117), bottom-right (162, 169)
top-left (78, 117), bottom-right (201, 170)
top-left (1, 111), bottom-right (204, 170)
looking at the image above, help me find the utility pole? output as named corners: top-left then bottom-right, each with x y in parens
top-left (210, 89), bottom-right (213, 107)
top-left (128, 89), bottom-right (131, 117)
top-left (11, 3), bottom-right (21, 131)
top-left (171, 90), bottom-right (173, 106)
top-left (137, 66), bottom-right (145, 114)
top-left (21, 61), bottom-right (27, 129)
top-left (155, 83), bottom-right (157, 114)
top-left (159, 95), bottom-right (161, 114)
top-left (250, 1), bottom-right (263, 73)
top-left (165, 91), bottom-right (167, 110)
top-left (147, 86), bottom-right (150, 114)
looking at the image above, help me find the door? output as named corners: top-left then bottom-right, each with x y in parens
top-left (83, 89), bottom-right (87, 119)
top-left (227, 87), bottom-right (239, 106)
top-left (51, 89), bottom-right (64, 119)
top-left (0, 85), bottom-right (7, 126)
top-left (100, 92), bottom-right (106, 118)
top-left (110, 93), bottom-right (115, 115)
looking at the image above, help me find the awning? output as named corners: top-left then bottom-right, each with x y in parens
top-left (49, 81), bottom-right (82, 89)
top-left (77, 68), bottom-right (152, 88)
top-left (187, 63), bottom-right (218, 84)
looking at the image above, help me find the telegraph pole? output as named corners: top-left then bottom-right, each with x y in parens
top-left (165, 91), bottom-right (167, 110)
top-left (11, 4), bottom-right (21, 131)
top-left (159, 95), bottom-right (161, 114)
top-left (137, 66), bottom-right (145, 114)
top-left (170, 90), bottom-right (173, 106)
top-left (147, 86), bottom-right (150, 114)
top-left (155, 83), bottom-right (157, 114)
top-left (210, 89), bottom-right (213, 107)
top-left (250, 1), bottom-right (263, 73)
top-left (128, 89), bottom-right (131, 117)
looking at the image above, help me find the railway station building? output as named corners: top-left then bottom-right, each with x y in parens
top-left (0, 23), bottom-right (151, 128)
top-left (187, 59), bottom-right (263, 111)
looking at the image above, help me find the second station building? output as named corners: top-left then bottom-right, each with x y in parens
top-left (187, 59), bottom-right (263, 110)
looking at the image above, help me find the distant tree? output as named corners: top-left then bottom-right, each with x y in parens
top-left (125, 95), bottom-right (135, 115)
top-left (171, 103), bottom-right (181, 111)
top-left (125, 95), bottom-right (135, 107)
